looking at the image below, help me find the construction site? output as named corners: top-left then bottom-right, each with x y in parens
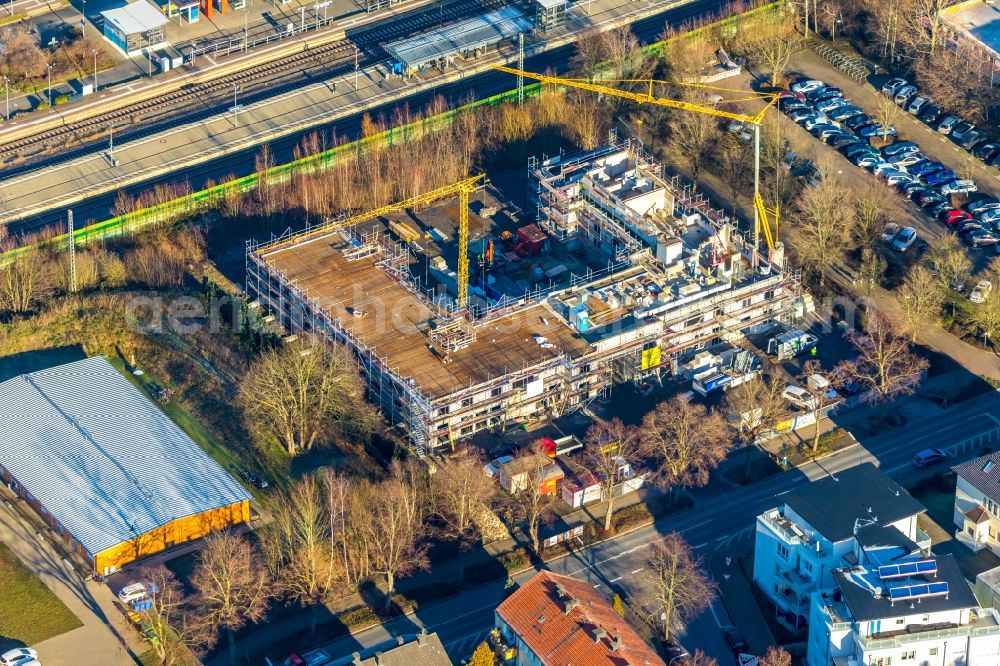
top-left (246, 134), bottom-right (803, 454)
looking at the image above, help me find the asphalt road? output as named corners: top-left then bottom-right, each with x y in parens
top-left (2, 0), bottom-right (735, 235)
top-left (297, 390), bottom-right (1000, 664)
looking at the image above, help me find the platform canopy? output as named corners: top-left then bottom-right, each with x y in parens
top-left (385, 6), bottom-right (533, 71)
top-left (101, 0), bottom-right (168, 36)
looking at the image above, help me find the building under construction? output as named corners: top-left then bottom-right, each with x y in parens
top-left (246, 139), bottom-right (801, 455)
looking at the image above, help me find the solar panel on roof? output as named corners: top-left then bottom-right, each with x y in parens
top-left (878, 559), bottom-right (937, 580)
top-left (888, 581), bottom-right (949, 602)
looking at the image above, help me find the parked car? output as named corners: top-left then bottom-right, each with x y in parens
top-left (971, 280), bottom-right (994, 303)
top-left (911, 161), bottom-right (946, 178)
top-left (940, 209), bottom-right (972, 227)
top-left (937, 115), bottom-right (960, 134)
top-left (859, 124), bottom-right (897, 138)
top-left (239, 470), bottom-right (269, 489)
top-left (727, 121), bottom-right (753, 142)
top-left (845, 114), bottom-right (873, 130)
top-left (881, 77), bottom-right (908, 96)
top-left (928, 201), bottom-right (953, 217)
top-left (804, 115), bottom-right (839, 131)
top-left (809, 86), bottom-right (843, 101)
top-left (886, 152), bottom-right (924, 167)
top-left (883, 141), bottom-right (919, 157)
top-left (894, 84), bottom-right (918, 106)
top-left (967, 197), bottom-right (1000, 214)
top-left (781, 100), bottom-right (811, 115)
top-left (926, 169), bottom-right (958, 186)
top-left (977, 209), bottom-right (1000, 225)
top-left (855, 154), bottom-right (884, 169)
top-left (951, 122), bottom-right (976, 142)
top-left (968, 230), bottom-right (1000, 248)
top-left (483, 455), bottom-right (514, 477)
top-left (777, 89), bottom-right (807, 102)
top-left (974, 142), bottom-right (1000, 161)
top-left (0, 649), bottom-right (39, 666)
top-left (829, 135), bottom-right (861, 149)
top-left (907, 96), bottom-right (931, 115)
top-left (915, 190), bottom-right (946, 206)
top-left (788, 108), bottom-right (816, 124)
top-left (844, 143), bottom-right (879, 158)
top-left (880, 222), bottom-right (901, 243)
top-left (919, 104), bottom-right (943, 124)
top-left (724, 627), bottom-right (749, 653)
top-left (961, 131), bottom-right (987, 150)
top-left (941, 180), bottom-right (978, 195)
top-left (912, 448), bottom-right (947, 468)
top-left (782, 384), bottom-right (817, 410)
top-left (903, 182), bottom-right (931, 197)
top-left (892, 226), bottom-right (918, 251)
top-left (815, 126), bottom-right (845, 140)
top-left (830, 105), bottom-right (864, 121)
top-left (816, 97), bottom-right (850, 114)
top-left (873, 162), bottom-right (905, 177)
top-left (791, 79), bottom-right (825, 94)
top-left (118, 581), bottom-right (158, 604)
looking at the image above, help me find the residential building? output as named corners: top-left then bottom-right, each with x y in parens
top-left (808, 553), bottom-right (1000, 666)
top-left (953, 452), bottom-right (1000, 555)
top-left (754, 463), bottom-right (928, 628)
top-left (328, 630), bottom-right (452, 666)
top-left (246, 139), bottom-right (800, 455)
top-left (0, 356), bottom-right (252, 573)
top-left (494, 570), bottom-right (664, 666)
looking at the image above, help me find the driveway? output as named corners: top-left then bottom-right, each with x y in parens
top-left (0, 497), bottom-right (144, 666)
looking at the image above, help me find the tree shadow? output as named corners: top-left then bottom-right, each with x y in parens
top-left (0, 345), bottom-right (87, 382)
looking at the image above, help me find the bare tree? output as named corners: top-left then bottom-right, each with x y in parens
top-left (662, 26), bottom-right (715, 83)
top-left (510, 444), bottom-right (560, 555)
top-left (724, 371), bottom-right (791, 475)
top-left (641, 395), bottom-right (729, 499)
top-left (793, 168), bottom-right (851, 288)
top-left (897, 264), bottom-right (944, 341)
top-left (137, 567), bottom-right (216, 665)
top-left (798, 360), bottom-right (840, 453)
top-left (320, 469), bottom-right (356, 586)
top-left (240, 336), bottom-right (371, 456)
top-left (851, 180), bottom-right (897, 250)
top-left (191, 532), bottom-right (271, 664)
top-left (643, 533), bottom-right (715, 642)
top-left (571, 28), bottom-right (608, 80)
top-left (857, 247), bottom-right (887, 296)
top-left (580, 418), bottom-right (645, 531)
top-left (0, 26), bottom-right (47, 82)
top-left (666, 93), bottom-right (721, 190)
top-left (740, 14), bottom-right (799, 87)
top-left (365, 461), bottom-right (429, 609)
top-left (836, 313), bottom-right (929, 409)
top-left (966, 259), bottom-right (1000, 347)
top-left (0, 250), bottom-right (51, 313)
top-left (599, 25), bottom-right (655, 81)
top-left (874, 96), bottom-right (899, 145)
top-left (431, 452), bottom-right (497, 578)
top-left (927, 234), bottom-right (972, 295)
top-left (717, 135), bottom-right (754, 209)
top-left (760, 646), bottom-right (792, 666)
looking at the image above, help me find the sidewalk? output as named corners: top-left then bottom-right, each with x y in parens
top-left (0, 493), bottom-right (145, 666)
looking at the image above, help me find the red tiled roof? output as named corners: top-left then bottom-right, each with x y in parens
top-left (495, 571), bottom-right (665, 666)
top-left (965, 506), bottom-right (989, 524)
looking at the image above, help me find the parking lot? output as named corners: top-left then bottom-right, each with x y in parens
top-left (781, 48), bottom-right (1000, 273)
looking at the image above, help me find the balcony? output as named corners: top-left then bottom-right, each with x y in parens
top-left (915, 527), bottom-right (932, 553)
top-left (857, 608), bottom-right (1000, 649)
top-left (760, 508), bottom-right (806, 545)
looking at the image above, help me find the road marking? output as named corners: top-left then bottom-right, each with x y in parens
top-left (631, 568), bottom-right (644, 574)
top-left (988, 413), bottom-right (1000, 426)
top-left (593, 583), bottom-right (601, 589)
top-left (693, 542), bottom-right (708, 549)
top-left (609, 576), bottom-right (622, 583)
top-left (680, 519), bottom-right (712, 533)
top-left (708, 600), bottom-right (725, 628)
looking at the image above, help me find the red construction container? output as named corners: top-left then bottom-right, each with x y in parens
top-left (515, 224), bottom-right (547, 256)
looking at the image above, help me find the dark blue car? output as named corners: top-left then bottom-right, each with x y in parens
top-left (927, 169), bottom-right (958, 186)
top-left (910, 161), bottom-right (945, 177)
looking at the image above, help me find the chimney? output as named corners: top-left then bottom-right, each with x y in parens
top-left (351, 653), bottom-right (362, 666)
top-left (396, 636), bottom-right (406, 646)
top-left (556, 583), bottom-right (568, 598)
top-left (563, 598), bottom-right (580, 614)
top-left (610, 635), bottom-right (623, 652)
top-left (593, 627), bottom-right (608, 643)
top-left (417, 628), bottom-right (428, 646)
top-left (374, 652), bottom-right (384, 666)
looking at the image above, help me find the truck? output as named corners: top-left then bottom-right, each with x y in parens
top-left (766, 329), bottom-right (818, 360)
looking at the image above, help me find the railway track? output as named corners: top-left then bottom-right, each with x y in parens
top-left (0, 0), bottom-right (506, 171)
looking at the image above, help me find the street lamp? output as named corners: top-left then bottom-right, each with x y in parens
top-left (81, 0), bottom-right (86, 36)
top-left (231, 83), bottom-right (240, 126)
top-left (46, 63), bottom-right (52, 107)
top-left (243, 7), bottom-right (249, 52)
top-left (92, 48), bottom-right (98, 92)
top-left (3, 76), bottom-right (9, 121)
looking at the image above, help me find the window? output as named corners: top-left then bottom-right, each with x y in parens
top-left (776, 544), bottom-right (789, 560)
top-left (872, 658), bottom-right (891, 666)
top-left (803, 561), bottom-right (813, 573)
top-left (901, 651), bottom-right (915, 661)
top-left (922, 614), bottom-right (929, 622)
top-left (491, 387), bottom-right (502, 397)
top-left (929, 649), bottom-right (938, 656)
top-left (461, 397), bottom-right (473, 408)
top-left (895, 618), bottom-right (905, 625)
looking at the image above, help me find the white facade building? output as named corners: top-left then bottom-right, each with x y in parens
top-left (807, 554), bottom-right (1000, 666)
top-left (953, 453), bottom-right (1000, 556)
top-left (754, 463), bottom-right (928, 629)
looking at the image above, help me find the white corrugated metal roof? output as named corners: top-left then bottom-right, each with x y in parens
top-left (100, 0), bottom-right (167, 35)
top-left (0, 356), bottom-right (251, 557)
top-left (386, 7), bottom-right (533, 68)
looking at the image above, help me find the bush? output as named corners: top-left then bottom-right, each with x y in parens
top-left (337, 604), bottom-right (379, 630)
top-left (36, 101), bottom-right (50, 110)
top-left (502, 547), bottom-right (530, 573)
top-left (54, 94), bottom-right (69, 105)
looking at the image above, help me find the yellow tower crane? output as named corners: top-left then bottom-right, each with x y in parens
top-left (493, 65), bottom-right (782, 256)
top-left (266, 174), bottom-right (484, 306)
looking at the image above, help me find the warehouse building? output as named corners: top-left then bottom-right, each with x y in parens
top-left (246, 139), bottom-right (800, 455)
top-left (0, 356), bottom-right (252, 574)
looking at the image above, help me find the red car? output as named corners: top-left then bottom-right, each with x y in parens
top-left (940, 209), bottom-right (972, 227)
top-left (777, 89), bottom-right (807, 102)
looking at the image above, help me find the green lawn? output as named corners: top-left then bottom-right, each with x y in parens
top-left (0, 541), bottom-right (81, 646)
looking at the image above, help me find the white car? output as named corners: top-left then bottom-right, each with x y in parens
top-left (892, 226), bottom-right (918, 251)
top-left (880, 222), bottom-right (901, 243)
top-left (0, 649), bottom-right (38, 666)
top-left (977, 209), bottom-right (1000, 224)
top-left (971, 280), bottom-right (993, 304)
top-left (117, 581), bottom-right (158, 604)
top-left (791, 79), bottom-right (825, 94)
top-left (483, 455), bottom-right (513, 477)
top-left (941, 180), bottom-right (978, 195)
top-left (782, 385), bottom-right (818, 410)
